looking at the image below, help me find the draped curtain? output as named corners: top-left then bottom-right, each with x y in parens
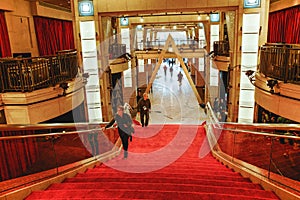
top-left (268, 6), bottom-right (300, 44)
top-left (34, 16), bottom-right (75, 56)
top-left (0, 131), bottom-right (38, 181)
top-left (0, 11), bottom-right (12, 57)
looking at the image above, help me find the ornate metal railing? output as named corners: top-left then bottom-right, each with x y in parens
top-left (213, 40), bottom-right (229, 56)
top-left (137, 39), bottom-right (206, 50)
top-left (0, 49), bottom-right (79, 92)
top-left (109, 44), bottom-right (127, 59)
top-left (259, 43), bottom-right (300, 84)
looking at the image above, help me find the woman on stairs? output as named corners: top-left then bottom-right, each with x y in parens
top-left (103, 105), bottom-right (134, 159)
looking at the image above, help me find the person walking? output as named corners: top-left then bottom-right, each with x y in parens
top-left (170, 66), bottom-right (174, 78)
top-left (177, 71), bottom-right (183, 86)
top-left (137, 93), bottom-right (151, 127)
top-left (163, 65), bottom-right (167, 76)
top-left (103, 105), bottom-right (134, 159)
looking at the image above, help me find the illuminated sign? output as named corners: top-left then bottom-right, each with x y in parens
top-left (136, 25), bottom-right (143, 30)
top-left (120, 17), bottom-right (129, 26)
top-left (210, 13), bottom-right (220, 22)
top-left (78, 1), bottom-right (94, 16)
top-left (244, 0), bottom-right (260, 8)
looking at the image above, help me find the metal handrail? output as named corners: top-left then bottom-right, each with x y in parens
top-left (216, 126), bottom-right (300, 140)
top-left (0, 128), bottom-right (101, 141)
top-left (0, 122), bottom-right (106, 130)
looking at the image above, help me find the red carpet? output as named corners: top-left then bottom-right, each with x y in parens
top-left (25, 125), bottom-right (279, 199)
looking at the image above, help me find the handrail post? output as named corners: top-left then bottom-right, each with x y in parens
top-left (19, 60), bottom-right (25, 92)
top-left (51, 136), bottom-right (59, 175)
top-left (232, 129), bottom-right (236, 162)
top-left (0, 62), bottom-right (4, 92)
top-left (283, 46), bottom-right (289, 83)
top-left (268, 137), bottom-right (275, 179)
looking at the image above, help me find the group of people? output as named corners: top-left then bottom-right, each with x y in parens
top-left (103, 59), bottom-right (190, 159)
top-left (163, 64), bottom-right (174, 77)
top-left (213, 97), bottom-right (227, 122)
top-left (163, 64), bottom-right (184, 86)
top-left (103, 61), bottom-right (188, 159)
top-left (261, 110), bottom-right (292, 124)
top-left (103, 92), bottom-right (151, 159)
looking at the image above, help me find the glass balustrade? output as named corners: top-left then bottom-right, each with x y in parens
top-left (0, 123), bottom-right (119, 193)
top-left (206, 103), bottom-right (300, 194)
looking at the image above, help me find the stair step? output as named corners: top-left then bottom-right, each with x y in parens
top-left (48, 181), bottom-right (262, 191)
top-left (94, 164), bottom-right (233, 171)
top-left (72, 173), bottom-right (249, 182)
top-left (24, 125), bottom-right (279, 200)
top-left (25, 189), bottom-right (278, 200)
top-left (64, 176), bottom-right (250, 183)
top-left (85, 169), bottom-right (239, 177)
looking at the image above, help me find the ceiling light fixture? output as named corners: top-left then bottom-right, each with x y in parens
top-left (197, 14), bottom-right (201, 20)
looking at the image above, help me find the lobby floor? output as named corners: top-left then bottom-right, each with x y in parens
top-left (144, 61), bottom-right (207, 125)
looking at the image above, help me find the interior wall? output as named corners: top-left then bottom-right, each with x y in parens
top-left (0, 0), bottom-right (15, 11)
top-left (269, 0), bottom-right (299, 12)
top-left (1, 0), bottom-right (73, 57)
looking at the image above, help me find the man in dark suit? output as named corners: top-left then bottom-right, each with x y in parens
top-left (137, 93), bottom-right (151, 127)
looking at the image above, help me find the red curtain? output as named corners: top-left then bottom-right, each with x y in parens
top-left (0, 131), bottom-right (38, 181)
top-left (0, 11), bottom-right (12, 57)
top-left (34, 16), bottom-right (75, 56)
top-left (268, 6), bottom-right (300, 44)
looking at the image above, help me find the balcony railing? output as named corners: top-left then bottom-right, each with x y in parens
top-left (259, 43), bottom-right (300, 84)
top-left (213, 40), bottom-right (229, 57)
top-left (109, 44), bottom-right (127, 59)
top-left (136, 39), bottom-right (206, 51)
top-left (0, 49), bottom-right (79, 92)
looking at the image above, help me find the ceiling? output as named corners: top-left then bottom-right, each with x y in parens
top-left (40, 0), bottom-right (280, 13)
top-left (40, 0), bottom-right (71, 10)
top-left (39, 0), bottom-right (281, 18)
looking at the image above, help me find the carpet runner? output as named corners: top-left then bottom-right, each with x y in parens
top-left (25, 125), bottom-right (279, 199)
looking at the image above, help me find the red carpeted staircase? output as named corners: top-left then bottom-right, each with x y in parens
top-left (25, 125), bottom-right (279, 200)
